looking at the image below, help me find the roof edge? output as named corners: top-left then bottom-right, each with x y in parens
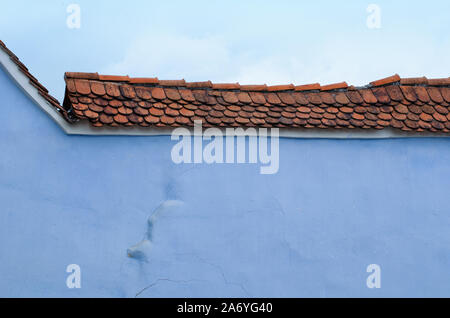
top-left (0, 42), bottom-right (74, 132)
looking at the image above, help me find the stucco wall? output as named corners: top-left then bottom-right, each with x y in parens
top-left (0, 67), bottom-right (449, 297)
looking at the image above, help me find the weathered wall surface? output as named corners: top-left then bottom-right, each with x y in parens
top-left (0, 68), bottom-right (449, 297)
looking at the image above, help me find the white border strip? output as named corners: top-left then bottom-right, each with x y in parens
top-left (63, 122), bottom-right (450, 138)
top-left (1, 47), bottom-right (449, 139)
top-left (0, 46), bottom-right (74, 133)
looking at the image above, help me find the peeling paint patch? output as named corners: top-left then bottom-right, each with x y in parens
top-left (127, 200), bottom-right (184, 262)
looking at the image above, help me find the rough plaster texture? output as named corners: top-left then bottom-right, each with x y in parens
top-left (0, 68), bottom-right (449, 297)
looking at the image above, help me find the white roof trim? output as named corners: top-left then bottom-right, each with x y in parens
top-left (61, 122), bottom-right (450, 138)
top-left (0, 46), bottom-right (74, 133)
top-left (1, 46), bottom-right (449, 139)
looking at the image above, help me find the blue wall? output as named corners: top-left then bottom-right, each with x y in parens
top-left (0, 68), bottom-right (449, 297)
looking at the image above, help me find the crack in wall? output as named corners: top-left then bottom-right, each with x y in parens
top-left (184, 254), bottom-right (251, 297)
top-left (135, 278), bottom-right (205, 298)
top-left (127, 200), bottom-right (250, 297)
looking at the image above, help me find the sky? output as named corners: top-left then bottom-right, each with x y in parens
top-left (0, 0), bottom-right (449, 101)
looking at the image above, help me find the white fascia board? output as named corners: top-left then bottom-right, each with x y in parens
top-left (0, 46), bottom-right (73, 133)
top-left (67, 121), bottom-right (450, 139)
top-left (1, 47), bottom-right (449, 139)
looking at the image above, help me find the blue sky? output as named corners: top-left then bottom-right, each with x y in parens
top-left (0, 0), bottom-right (449, 101)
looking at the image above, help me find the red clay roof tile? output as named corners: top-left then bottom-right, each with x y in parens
top-left (186, 81), bottom-right (213, 88)
top-left (278, 92), bottom-right (296, 105)
top-left (159, 79), bottom-right (186, 87)
top-left (295, 83), bottom-right (321, 91)
top-left (428, 78), bottom-right (450, 86)
top-left (400, 77), bottom-right (428, 85)
top-left (222, 91), bottom-right (239, 104)
top-left (65, 72), bottom-right (99, 80)
top-left (334, 92), bottom-right (349, 105)
top-left (370, 74), bottom-right (401, 86)
top-left (75, 80), bottom-right (91, 95)
top-left (427, 87), bottom-right (444, 104)
top-left (360, 89), bottom-right (378, 104)
top-left (371, 87), bottom-right (390, 104)
top-left (267, 84), bottom-right (294, 91)
top-left (212, 83), bottom-right (240, 90)
top-left (91, 82), bottom-right (106, 96)
top-left (57, 66), bottom-right (450, 133)
top-left (400, 86), bottom-right (418, 102)
top-left (150, 87), bottom-right (166, 100)
top-left (440, 87), bottom-right (450, 103)
top-left (413, 86), bottom-right (430, 103)
top-left (120, 85), bottom-right (136, 99)
top-left (128, 77), bottom-right (159, 84)
top-left (99, 75), bottom-right (130, 82)
top-left (320, 82), bottom-right (348, 91)
top-left (385, 85), bottom-right (404, 102)
top-left (240, 84), bottom-right (268, 91)
top-left (165, 88), bottom-right (181, 101)
top-left (266, 93), bottom-right (282, 105)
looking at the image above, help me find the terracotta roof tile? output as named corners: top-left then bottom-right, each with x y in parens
top-left (222, 91), bottom-right (239, 104)
top-left (267, 84), bottom-right (294, 91)
top-left (159, 79), bottom-right (186, 87)
top-left (99, 75), bottom-right (129, 82)
top-left (334, 92), bottom-right (349, 105)
top-left (114, 114), bottom-right (129, 124)
top-left (439, 87), bottom-right (450, 103)
top-left (91, 82), bottom-right (106, 96)
top-left (346, 90), bottom-right (363, 104)
top-left (128, 77), bottom-right (159, 84)
top-left (370, 74), bottom-right (401, 86)
top-left (212, 83), bottom-right (240, 90)
top-left (305, 92), bottom-right (322, 105)
top-left (371, 87), bottom-right (390, 104)
top-left (186, 81), bottom-right (213, 88)
top-left (165, 88), bottom-right (181, 101)
top-left (120, 85), bottom-right (136, 99)
top-left (240, 84), bottom-right (268, 91)
top-left (295, 83), bottom-right (321, 91)
top-left (65, 72), bottom-right (99, 80)
top-left (320, 82), bottom-right (348, 91)
top-left (428, 78), bottom-right (450, 86)
top-left (427, 87), bottom-right (444, 103)
top-left (278, 92), bottom-right (296, 105)
top-left (385, 85), bottom-right (404, 102)
top-left (400, 86), bottom-right (418, 102)
top-left (75, 79), bottom-right (91, 95)
top-left (360, 89), bottom-right (378, 104)
top-left (400, 77), bottom-right (428, 85)
top-left (266, 93), bottom-right (282, 105)
top-left (105, 82), bottom-right (121, 97)
top-left (318, 92), bottom-right (334, 105)
top-left (151, 87), bottom-right (166, 100)
top-left (413, 86), bottom-right (430, 103)
top-left (59, 68), bottom-right (450, 133)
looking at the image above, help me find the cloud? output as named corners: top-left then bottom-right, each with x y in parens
top-left (105, 32), bottom-right (450, 87)
top-left (104, 34), bottom-right (232, 82)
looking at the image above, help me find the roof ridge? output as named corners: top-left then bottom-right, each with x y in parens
top-left (64, 72), bottom-right (450, 93)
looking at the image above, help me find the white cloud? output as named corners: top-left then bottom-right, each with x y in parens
top-left (104, 34), bottom-right (232, 82)
top-left (104, 33), bottom-right (450, 87)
